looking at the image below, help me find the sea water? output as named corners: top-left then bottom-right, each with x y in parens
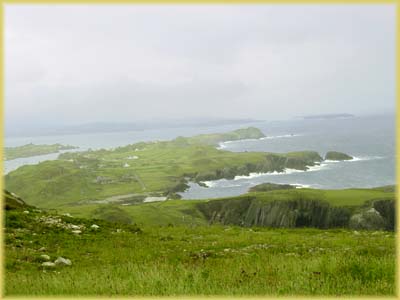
top-left (179, 114), bottom-right (395, 199)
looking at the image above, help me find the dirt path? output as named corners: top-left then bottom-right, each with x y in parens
top-left (133, 172), bottom-right (146, 190)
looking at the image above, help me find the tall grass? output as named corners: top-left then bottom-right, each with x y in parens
top-left (5, 218), bottom-right (395, 296)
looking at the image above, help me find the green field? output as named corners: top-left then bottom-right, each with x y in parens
top-left (5, 143), bottom-right (78, 160)
top-left (4, 204), bottom-right (395, 296)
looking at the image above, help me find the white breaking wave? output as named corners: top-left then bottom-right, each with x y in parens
top-left (260, 134), bottom-right (301, 140)
top-left (350, 156), bottom-right (384, 162)
top-left (292, 183), bottom-right (312, 189)
top-left (216, 144), bottom-right (227, 150)
top-left (199, 155), bottom-right (384, 188)
top-left (325, 156), bottom-right (383, 163)
top-left (202, 181), bottom-right (217, 188)
top-left (234, 172), bottom-right (273, 180)
top-left (217, 134), bottom-right (300, 149)
top-left (232, 163), bottom-right (329, 180)
top-left (305, 163), bottom-right (330, 172)
top-left (217, 138), bottom-right (260, 149)
top-left (201, 180), bottom-right (244, 188)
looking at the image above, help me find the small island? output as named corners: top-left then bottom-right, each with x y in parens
top-left (5, 143), bottom-right (78, 161)
top-left (302, 113), bottom-right (354, 120)
top-left (325, 151), bottom-right (353, 161)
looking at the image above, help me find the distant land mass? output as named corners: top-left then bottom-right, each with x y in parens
top-left (5, 143), bottom-right (78, 161)
top-left (301, 113), bottom-right (355, 120)
top-left (6, 118), bottom-right (263, 137)
top-left (5, 126), bottom-right (351, 208)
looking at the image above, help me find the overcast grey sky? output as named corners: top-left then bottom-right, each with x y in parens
top-left (5, 4), bottom-right (396, 128)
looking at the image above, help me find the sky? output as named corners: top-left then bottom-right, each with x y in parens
top-left (5, 4), bottom-right (396, 131)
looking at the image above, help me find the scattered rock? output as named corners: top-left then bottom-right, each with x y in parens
top-left (71, 230), bottom-right (82, 234)
top-left (54, 257), bottom-right (72, 266)
top-left (42, 262), bottom-right (56, 267)
top-left (90, 224), bottom-right (99, 230)
top-left (70, 224), bottom-right (80, 230)
top-left (38, 247), bottom-right (47, 252)
top-left (63, 213), bottom-right (72, 217)
top-left (23, 211), bottom-right (30, 214)
top-left (40, 254), bottom-right (51, 261)
top-left (367, 207), bottom-right (380, 214)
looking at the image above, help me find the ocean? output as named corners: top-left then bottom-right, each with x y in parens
top-left (4, 114), bottom-right (396, 199)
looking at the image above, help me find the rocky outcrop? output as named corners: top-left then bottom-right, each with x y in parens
top-left (325, 151), bottom-right (353, 161)
top-left (4, 190), bottom-right (30, 210)
top-left (249, 183), bottom-right (295, 192)
top-left (349, 208), bottom-right (385, 230)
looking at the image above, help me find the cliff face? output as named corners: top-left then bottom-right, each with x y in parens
top-left (197, 195), bottom-right (394, 230)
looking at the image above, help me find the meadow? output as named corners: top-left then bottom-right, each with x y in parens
top-left (5, 206), bottom-right (395, 296)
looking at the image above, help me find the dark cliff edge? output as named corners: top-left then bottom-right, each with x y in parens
top-left (197, 194), bottom-right (395, 231)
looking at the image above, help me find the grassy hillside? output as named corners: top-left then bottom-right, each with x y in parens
top-left (5, 128), bottom-right (325, 208)
top-left (5, 143), bottom-right (78, 160)
top-left (5, 200), bottom-right (395, 296)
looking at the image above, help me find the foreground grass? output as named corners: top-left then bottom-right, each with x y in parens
top-left (5, 209), bottom-right (395, 296)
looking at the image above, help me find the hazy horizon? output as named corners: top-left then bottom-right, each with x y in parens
top-left (5, 4), bottom-right (396, 133)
